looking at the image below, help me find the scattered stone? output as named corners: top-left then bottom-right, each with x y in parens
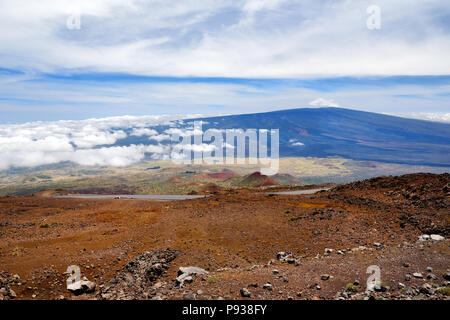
top-left (419, 283), bottom-right (433, 294)
top-left (99, 249), bottom-right (177, 300)
top-left (404, 287), bottom-right (414, 296)
top-left (374, 283), bottom-right (387, 292)
top-left (443, 272), bottom-right (450, 281)
top-left (183, 292), bottom-right (196, 300)
top-left (426, 267), bottom-right (433, 273)
top-left (263, 283), bottom-right (273, 291)
top-left (405, 274), bottom-right (412, 281)
top-left (320, 274), bottom-right (330, 281)
top-left (413, 272), bottom-right (423, 279)
top-left (272, 269), bottom-right (279, 275)
top-left (418, 234), bottom-right (430, 242)
top-left (240, 288), bottom-right (251, 298)
top-left (266, 259), bottom-right (275, 266)
top-left (82, 280), bottom-right (96, 293)
top-left (286, 258), bottom-right (295, 264)
top-left (67, 279), bottom-right (96, 295)
top-left (398, 282), bottom-right (406, 289)
top-left (183, 276), bottom-right (193, 284)
top-left (403, 262), bottom-right (410, 268)
top-left (426, 273), bottom-right (437, 280)
top-left (430, 234), bottom-right (444, 241)
top-left (8, 289), bottom-right (16, 299)
top-left (276, 251), bottom-right (293, 261)
top-left (176, 266), bottom-right (208, 286)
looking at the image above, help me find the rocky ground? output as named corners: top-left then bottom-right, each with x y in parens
top-left (0, 173), bottom-right (448, 300)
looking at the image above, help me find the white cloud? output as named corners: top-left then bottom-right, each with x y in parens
top-left (309, 98), bottom-right (340, 108)
top-left (387, 112), bottom-right (450, 123)
top-left (0, 114), bottom-right (202, 170)
top-left (70, 144), bottom-right (165, 167)
top-left (130, 128), bottom-right (158, 137)
top-left (291, 141), bottom-right (305, 147)
top-left (164, 127), bottom-right (203, 136)
top-left (1, 0), bottom-right (449, 77)
top-left (149, 134), bottom-right (171, 142)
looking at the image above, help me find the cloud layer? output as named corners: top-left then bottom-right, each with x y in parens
top-left (0, 114), bottom-right (198, 170)
top-left (1, 0), bottom-right (450, 77)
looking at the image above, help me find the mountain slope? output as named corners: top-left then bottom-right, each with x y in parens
top-left (194, 108), bottom-right (450, 167)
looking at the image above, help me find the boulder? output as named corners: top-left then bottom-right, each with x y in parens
top-left (263, 283), bottom-right (273, 291)
top-left (176, 266), bottom-right (208, 286)
top-left (276, 251), bottom-right (293, 262)
top-left (81, 280), bottom-right (96, 293)
top-left (430, 234), bottom-right (445, 241)
top-left (443, 272), bottom-right (450, 281)
top-left (68, 280), bottom-right (96, 295)
top-left (426, 273), bottom-right (437, 280)
top-left (418, 234), bottom-right (430, 242)
top-left (240, 288), bottom-right (251, 297)
top-left (419, 283), bottom-right (433, 294)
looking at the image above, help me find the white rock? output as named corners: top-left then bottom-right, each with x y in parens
top-left (418, 234), bottom-right (430, 241)
top-left (178, 266), bottom-right (209, 276)
top-left (263, 283), bottom-right (273, 291)
top-left (176, 266), bottom-right (208, 286)
top-left (240, 288), bottom-right (251, 297)
top-left (81, 280), bottom-right (96, 293)
top-left (373, 242), bottom-right (382, 248)
top-left (67, 280), bottom-right (96, 294)
top-left (67, 281), bottom-right (82, 293)
top-left (430, 234), bottom-right (444, 241)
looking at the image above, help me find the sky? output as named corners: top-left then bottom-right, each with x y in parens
top-left (0, 0), bottom-right (449, 123)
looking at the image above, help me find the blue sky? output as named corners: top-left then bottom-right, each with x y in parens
top-left (1, 0), bottom-right (450, 123)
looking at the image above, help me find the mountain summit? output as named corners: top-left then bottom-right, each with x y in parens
top-left (194, 107), bottom-right (450, 167)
